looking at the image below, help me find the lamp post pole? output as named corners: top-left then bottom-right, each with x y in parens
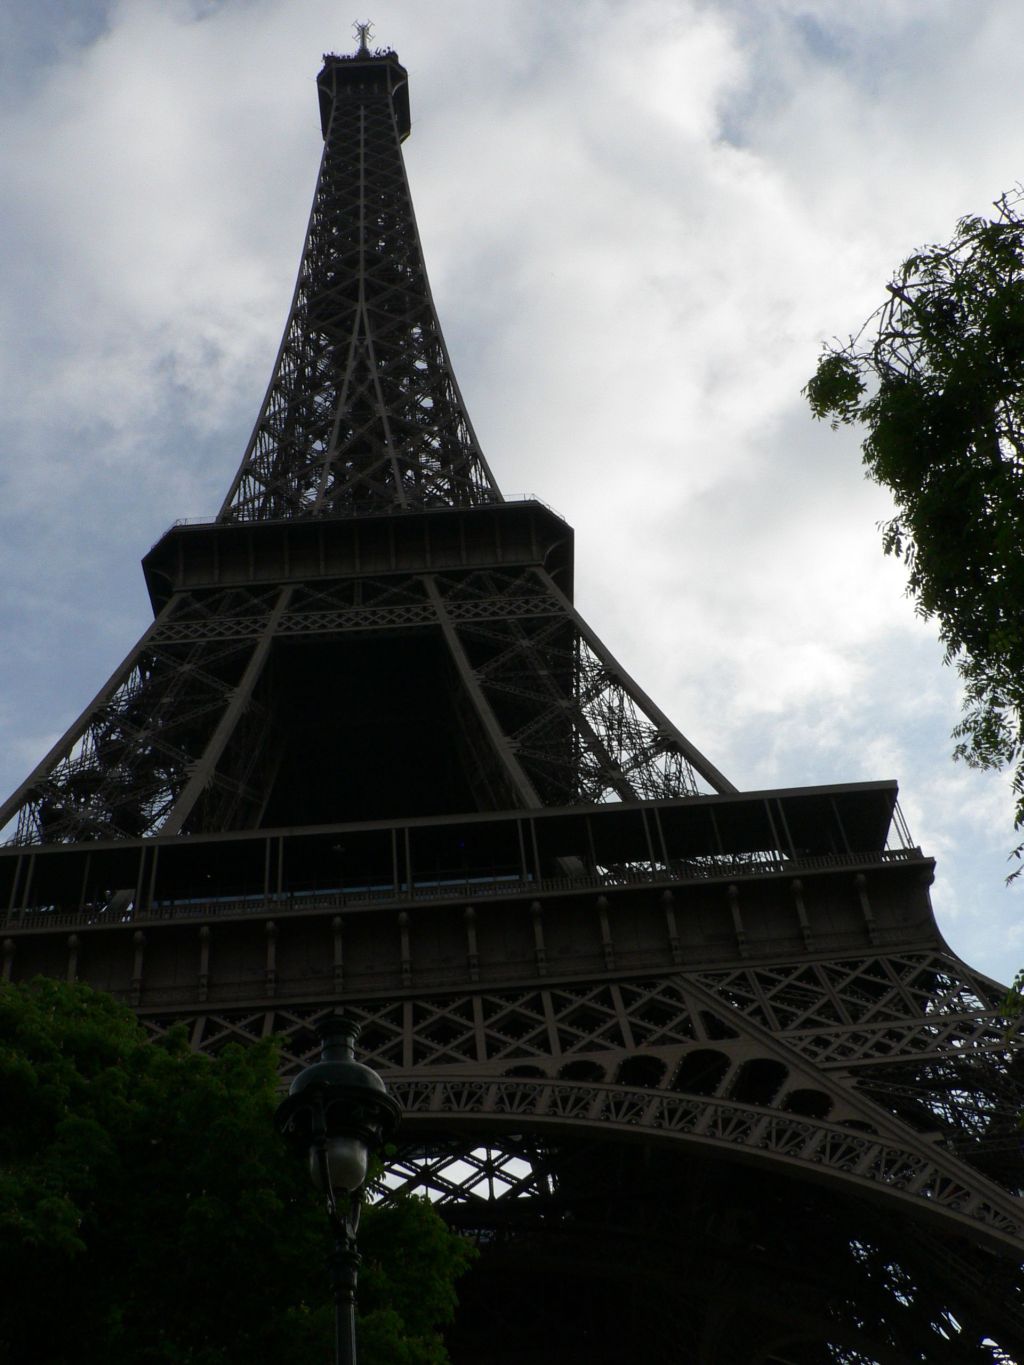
top-left (330, 1213), bottom-right (360, 1365)
top-left (276, 1014), bottom-right (402, 1365)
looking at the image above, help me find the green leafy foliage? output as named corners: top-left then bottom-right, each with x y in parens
top-left (359, 1196), bottom-right (477, 1365)
top-left (805, 190), bottom-right (1024, 876)
top-left (0, 979), bottom-right (474, 1364)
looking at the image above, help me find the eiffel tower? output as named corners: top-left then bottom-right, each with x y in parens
top-left (2, 33), bottom-right (1023, 1364)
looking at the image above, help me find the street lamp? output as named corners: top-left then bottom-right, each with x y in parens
top-left (276, 1014), bottom-right (402, 1365)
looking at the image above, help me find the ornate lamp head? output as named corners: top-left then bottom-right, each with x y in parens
top-left (276, 1014), bottom-right (401, 1205)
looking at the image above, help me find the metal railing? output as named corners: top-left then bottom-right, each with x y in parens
top-left (2, 846), bottom-right (926, 932)
top-left (150, 495), bottom-right (564, 553)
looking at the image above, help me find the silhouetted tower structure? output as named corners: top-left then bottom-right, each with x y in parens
top-left (2, 36), bottom-right (1023, 1363)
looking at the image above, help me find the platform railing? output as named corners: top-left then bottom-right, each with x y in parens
top-left (2, 845), bottom-right (926, 931)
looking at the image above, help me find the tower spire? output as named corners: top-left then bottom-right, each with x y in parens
top-left (218, 41), bottom-right (499, 521)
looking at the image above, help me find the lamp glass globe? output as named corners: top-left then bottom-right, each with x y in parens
top-left (311, 1133), bottom-right (369, 1194)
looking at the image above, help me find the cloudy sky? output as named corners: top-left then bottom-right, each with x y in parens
top-left (1, 0), bottom-right (1021, 982)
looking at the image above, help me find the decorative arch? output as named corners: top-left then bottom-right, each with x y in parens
top-left (386, 1073), bottom-right (1024, 1255)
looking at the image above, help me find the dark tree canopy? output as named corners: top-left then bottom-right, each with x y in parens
top-left (805, 190), bottom-right (1024, 874)
top-left (0, 978), bottom-right (474, 1365)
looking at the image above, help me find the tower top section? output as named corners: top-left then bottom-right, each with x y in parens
top-left (217, 39), bottom-right (497, 521)
top-left (317, 42), bottom-right (410, 142)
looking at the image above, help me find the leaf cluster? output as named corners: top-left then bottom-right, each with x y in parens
top-left (805, 190), bottom-right (1024, 872)
top-left (0, 979), bottom-right (473, 1365)
top-left (359, 1196), bottom-right (478, 1364)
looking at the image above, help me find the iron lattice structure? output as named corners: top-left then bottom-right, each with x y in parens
top-left (2, 41), bottom-right (1023, 1364)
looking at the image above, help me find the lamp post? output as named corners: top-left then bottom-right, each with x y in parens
top-left (276, 1014), bottom-right (402, 1365)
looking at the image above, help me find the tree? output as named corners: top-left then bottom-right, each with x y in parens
top-left (804, 189), bottom-right (1024, 878)
top-left (0, 978), bottom-right (474, 1365)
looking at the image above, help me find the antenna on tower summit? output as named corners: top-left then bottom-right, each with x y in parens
top-left (353, 20), bottom-right (374, 55)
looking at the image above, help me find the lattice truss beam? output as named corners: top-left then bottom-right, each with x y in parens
top-left (151, 948), bottom-right (1024, 1235)
top-left (0, 584), bottom-right (286, 845)
top-left (1, 565), bottom-right (715, 845)
top-left (220, 86), bottom-right (497, 520)
top-left (437, 567), bottom-right (707, 803)
top-left (1, 588), bottom-right (256, 844)
top-left (141, 946), bottom-right (1024, 1361)
top-left (695, 952), bottom-right (1024, 1186)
